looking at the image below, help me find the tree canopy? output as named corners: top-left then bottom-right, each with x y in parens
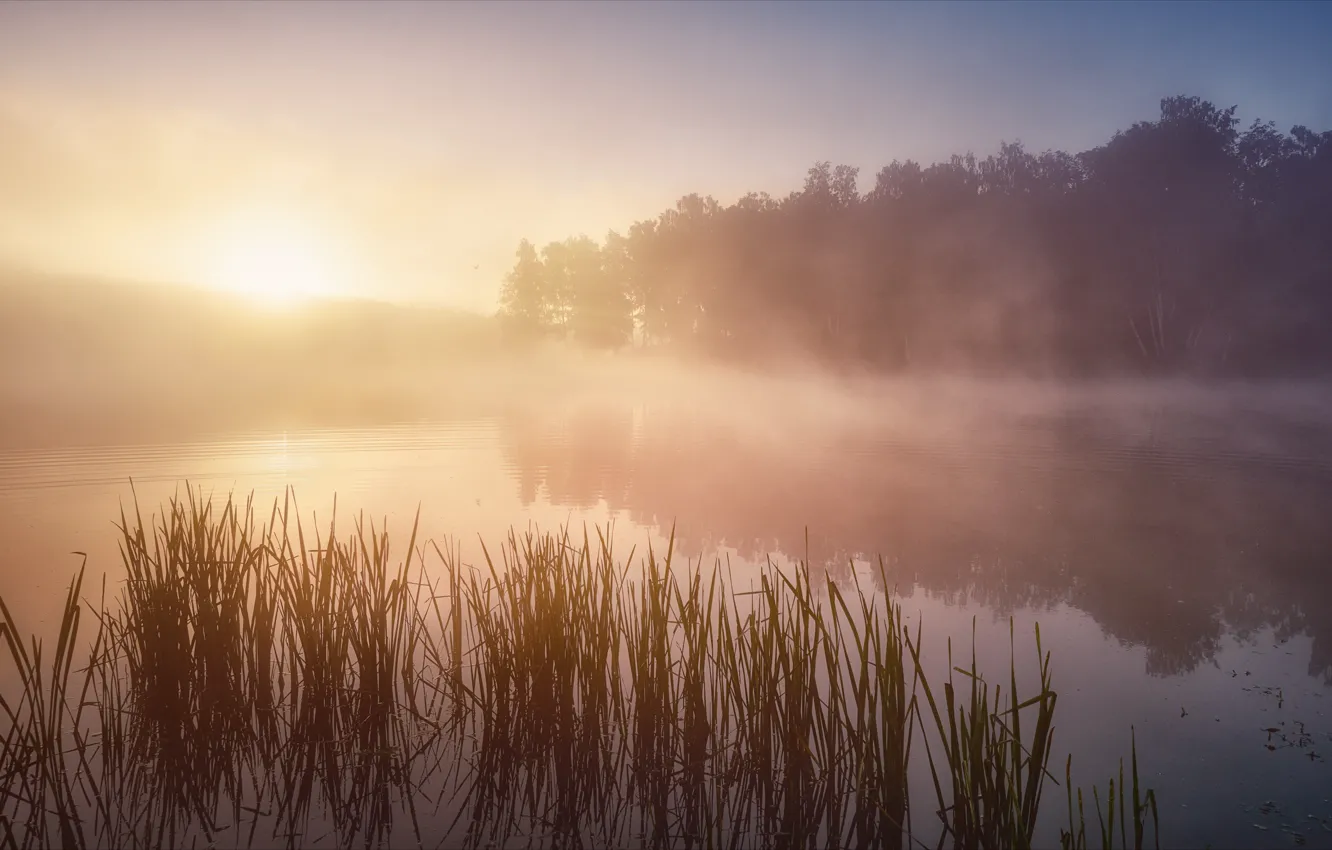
top-left (498, 95), bottom-right (1332, 377)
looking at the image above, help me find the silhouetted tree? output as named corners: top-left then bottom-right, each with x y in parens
top-left (497, 95), bottom-right (1332, 377)
top-left (497, 239), bottom-right (547, 338)
top-left (564, 234), bottom-right (632, 348)
top-left (539, 239), bottom-right (576, 335)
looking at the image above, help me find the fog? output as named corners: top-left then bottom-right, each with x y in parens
top-left (6, 265), bottom-right (1332, 454)
top-left (5, 266), bottom-right (1331, 695)
top-left (5, 259), bottom-right (1332, 850)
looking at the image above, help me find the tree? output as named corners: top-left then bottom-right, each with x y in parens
top-left (540, 240), bottom-right (575, 335)
top-left (497, 239), bottom-right (546, 338)
top-left (566, 234), bottom-right (631, 349)
top-left (495, 93), bottom-right (1332, 377)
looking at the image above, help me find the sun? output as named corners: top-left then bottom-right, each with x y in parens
top-left (202, 210), bottom-right (339, 308)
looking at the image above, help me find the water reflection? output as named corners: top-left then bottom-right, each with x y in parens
top-left (2, 383), bottom-right (1331, 847)
top-left (496, 400), bottom-right (1332, 682)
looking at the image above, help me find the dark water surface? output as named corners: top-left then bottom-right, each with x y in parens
top-left (2, 377), bottom-right (1331, 847)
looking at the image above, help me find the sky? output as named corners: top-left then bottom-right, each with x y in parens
top-left (1, 0), bottom-right (1330, 312)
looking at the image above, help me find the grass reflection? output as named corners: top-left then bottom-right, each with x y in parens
top-left (1, 489), bottom-right (1157, 849)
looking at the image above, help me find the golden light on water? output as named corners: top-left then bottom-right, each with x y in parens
top-left (201, 208), bottom-right (341, 309)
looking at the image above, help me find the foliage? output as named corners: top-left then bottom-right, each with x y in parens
top-left (500, 95), bottom-right (1332, 376)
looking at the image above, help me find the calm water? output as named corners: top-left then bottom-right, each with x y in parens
top-left (2, 377), bottom-right (1331, 847)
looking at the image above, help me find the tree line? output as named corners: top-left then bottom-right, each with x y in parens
top-left (498, 95), bottom-right (1332, 377)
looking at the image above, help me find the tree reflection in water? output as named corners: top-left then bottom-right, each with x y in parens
top-left (497, 399), bottom-right (1332, 682)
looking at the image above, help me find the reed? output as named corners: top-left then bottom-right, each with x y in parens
top-left (908, 619), bottom-right (1057, 850)
top-left (0, 560), bottom-right (100, 850)
top-left (1059, 729), bottom-right (1160, 850)
top-left (0, 487), bottom-right (1160, 849)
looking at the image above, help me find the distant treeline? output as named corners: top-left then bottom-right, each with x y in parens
top-left (499, 96), bottom-right (1332, 377)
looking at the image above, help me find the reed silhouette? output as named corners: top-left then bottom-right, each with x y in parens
top-left (1, 488), bottom-right (1159, 849)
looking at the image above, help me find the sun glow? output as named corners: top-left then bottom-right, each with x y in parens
top-left (202, 210), bottom-right (341, 308)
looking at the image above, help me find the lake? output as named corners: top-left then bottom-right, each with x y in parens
top-left (2, 373), bottom-right (1330, 848)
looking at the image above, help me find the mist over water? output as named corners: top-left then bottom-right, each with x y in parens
top-left (3, 322), bottom-right (1331, 844)
top-left (4, 274), bottom-right (1332, 848)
